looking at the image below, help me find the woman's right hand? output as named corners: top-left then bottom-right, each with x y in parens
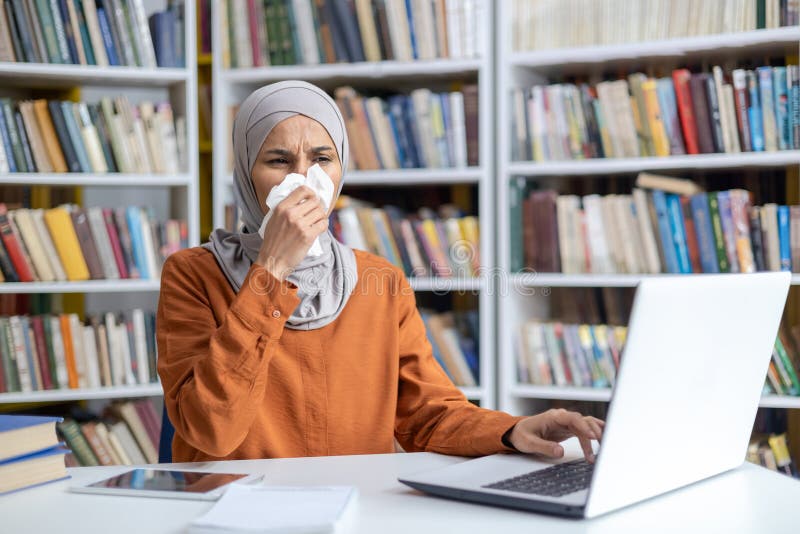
top-left (255, 185), bottom-right (329, 281)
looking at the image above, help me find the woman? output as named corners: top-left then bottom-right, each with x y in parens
top-left (157, 81), bottom-right (603, 463)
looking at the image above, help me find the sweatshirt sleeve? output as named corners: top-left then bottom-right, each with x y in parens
top-left (157, 253), bottom-right (301, 457)
top-left (393, 272), bottom-right (524, 456)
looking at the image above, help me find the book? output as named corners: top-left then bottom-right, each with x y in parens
top-left (0, 445), bottom-right (69, 496)
top-left (0, 414), bottom-right (62, 461)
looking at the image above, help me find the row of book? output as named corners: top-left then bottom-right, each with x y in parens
top-left (748, 433), bottom-right (798, 478)
top-left (510, 64), bottom-right (800, 163)
top-left (0, 0), bottom-right (185, 67)
top-left (420, 309), bottom-right (479, 387)
top-left (331, 197), bottom-right (480, 278)
top-left (0, 310), bottom-right (158, 394)
top-left (511, 175), bottom-right (800, 275)
top-left (0, 203), bottom-right (187, 283)
top-left (333, 85), bottom-right (479, 170)
top-left (221, 0), bottom-right (483, 68)
top-left (515, 319), bottom-right (800, 395)
top-left (0, 415), bottom-right (68, 495)
top-left (511, 0), bottom-right (797, 52)
top-left (0, 97), bottom-right (186, 174)
top-left (58, 399), bottom-right (160, 466)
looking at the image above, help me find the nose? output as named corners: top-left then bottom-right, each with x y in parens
top-left (293, 158), bottom-right (312, 176)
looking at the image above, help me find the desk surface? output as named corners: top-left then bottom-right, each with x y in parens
top-left (1, 452), bottom-right (799, 534)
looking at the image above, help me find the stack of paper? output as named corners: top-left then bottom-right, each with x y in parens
top-left (189, 483), bottom-right (357, 534)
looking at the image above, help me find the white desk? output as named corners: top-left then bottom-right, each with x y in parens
top-left (1, 452), bottom-right (799, 533)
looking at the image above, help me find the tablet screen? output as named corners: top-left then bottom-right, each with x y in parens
top-left (87, 469), bottom-right (249, 494)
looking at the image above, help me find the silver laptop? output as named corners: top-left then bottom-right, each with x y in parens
top-left (399, 272), bottom-right (791, 519)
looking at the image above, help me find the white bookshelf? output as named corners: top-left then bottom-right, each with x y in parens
top-left (0, 384), bottom-right (164, 404)
top-left (496, 3), bottom-right (800, 414)
top-left (0, 0), bottom-right (198, 405)
top-left (211, 0), bottom-right (495, 407)
top-left (509, 385), bottom-right (800, 410)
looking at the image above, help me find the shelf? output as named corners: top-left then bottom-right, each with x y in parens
top-left (409, 277), bottom-right (483, 292)
top-left (0, 384), bottom-right (163, 403)
top-left (510, 27), bottom-right (800, 71)
top-left (508, 151), bottom-right (800, 177)
top-left (0, 279), bottom-right (160, 294)
top-left (459, 386), bottom-right (485, 400)
top-left (510, 385), bottom-right (800, 409)
top-left (0, 63), bottom-right (189, 87)
top-left (510, 273), bottom-right (800, 288)
top-left (346, 168), bottom-right (483, 186)
top-left (221, 58), bottom-right (483, 85)
top-left (0, 173), bottom-right (192, 187)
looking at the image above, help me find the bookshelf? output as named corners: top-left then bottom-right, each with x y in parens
top-left (211, 0), bottom-right (494, 406)
top-left (496, 2), bottom-right (800, 415)
top-left (0, 0), bottom-right (198, 406)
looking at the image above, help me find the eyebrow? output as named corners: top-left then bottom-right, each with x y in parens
top-left (262, 146), bottom-right (334, 157)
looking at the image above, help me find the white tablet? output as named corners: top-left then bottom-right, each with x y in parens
top-left (68, 468), bottom-right (262, 501)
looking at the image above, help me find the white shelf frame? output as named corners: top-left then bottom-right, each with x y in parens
top-left (509, 385), bottom-right (800, 410)
top-left (212, 0), bottom-right (494, 408)
top-left (0, 173), bottom-right (193, 187)
top-left (0, 2), bottom-right (199, 406)
top-left (0, 280), bottom-right (161, 294)
top-left (0, 384), bottom-right (164, 403)
top-left (495, 3), bottom-right (800, 414)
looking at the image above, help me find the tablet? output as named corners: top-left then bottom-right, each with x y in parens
top-left (68, 469), bottom-right (262, 501)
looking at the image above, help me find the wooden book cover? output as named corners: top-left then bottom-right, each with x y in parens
top-left (688, 74), bottom-right (716, 154)
top-left (69, 206), bottom-right (104, 280)
top-left (29, 315), bottom-right (53, 390)
top-left (57, 419), bottom-right (99, 466)
top-left (462, 84), bottom-right (479, 166)
top-left (32, 99), bottom-right (68, 172)
top-left (672, 69), bottom-right (700, 154)
top-left (18, 101), bottom-right (54, 172)
top-left (80, 421), bottom-right (115, 466)
top-left (10, 208), bottom-right (54, 282)
top-left (0, 203), bottom-right (35, 282)
top-left (115, 401), bottom-right (158, 464)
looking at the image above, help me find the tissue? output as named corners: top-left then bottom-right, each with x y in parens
top-left (258, 164), bottom-right (335, 257)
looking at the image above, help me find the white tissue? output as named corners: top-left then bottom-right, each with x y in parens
top-left (258, 163), bottom-right (335, 257)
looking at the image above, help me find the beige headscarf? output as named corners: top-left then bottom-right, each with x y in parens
top-left (203, 81), bottom-right (358, 330)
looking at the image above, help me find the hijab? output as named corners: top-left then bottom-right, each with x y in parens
top-left (203, 80), bottom-right (358, 330)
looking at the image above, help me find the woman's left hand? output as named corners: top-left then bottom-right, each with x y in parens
top-left (507, 408), bottom-right (605, 462)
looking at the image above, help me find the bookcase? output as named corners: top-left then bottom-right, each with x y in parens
top-left (211, 0), bottom-right (495, 407)
top-left (0, 0), bottom-right (198, 409)
top-left (495, 0), bottom-right (800, 430)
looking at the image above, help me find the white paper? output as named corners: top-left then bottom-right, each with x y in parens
top-left (257, 164), bottom-right (335, 257)
top-left (189, 483), bottom-right (357, 534)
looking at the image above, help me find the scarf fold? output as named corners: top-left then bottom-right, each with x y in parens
top-left (202, 81), bottom-right (357, 330)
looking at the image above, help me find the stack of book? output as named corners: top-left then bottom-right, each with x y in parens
top-left (510, 64), bottom-right (799, 162)
top-left (0, 414), bottom-right (68, 495)
top-left (0, 308), bottom-right (157, 393)
top-left (221, 0), bottom-right (483, 67)
top-left (511, 174), bottom-right (800, 275)
top-left (331, 196), bottom-right (480, 278)
top-left (420, 309), bottom-right (479, 387)
top-left (0, 0), bottom-right (185, 67)
top-left (511, 0), bottom-right (799, 52)
top-left (0, 97), bottom-right (186, 174)
top-left (515, 319), bottom-right (800, 397)
top-left (0, 203), bottom-right (187, 283)
top-left (334, 85), bottom-right (478, 170)
top-left (57, 399), bottom-right (160, 466)
top-left (748, 433), bottom-right (798, 478)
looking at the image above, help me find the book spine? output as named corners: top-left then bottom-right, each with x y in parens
top-left (666, 194), bottom-right (691, 274)
top-left (0, 204), bottom-right (34, 281)
top-left (707, 193), bottom-right (731, 273)
top-left (732, 69), bottom-right (753, 152)
top-left (778, 204), bottom-right (792, 271)
top-left (717, 190), bottom-right (742, 273)
top-left (773, 66), bottom-right (790, 150)
top-left (13, 110), bottom-right (37, 172)
top-left (758, 66), bottom-right (778, 151)
top-left (651, 191), bottom-right (679, 274)
top-left (704, 74), bottom-right (726, 152)
top-left (689, 74), bottom-right (716, 154)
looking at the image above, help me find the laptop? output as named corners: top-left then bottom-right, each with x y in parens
top-left (399, 272), bottom-right (791, 519)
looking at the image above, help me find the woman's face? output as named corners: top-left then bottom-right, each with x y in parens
top-left (251, 115), bottom-right (343, 215)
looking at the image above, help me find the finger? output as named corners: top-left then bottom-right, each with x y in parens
top-left (589, 417), bottom-right (605, 427)
top-left (298, 205), bottom-right (328, 227)
top-left (587, 419), bottom-right (604, 441)
top-left (515, 432), bottom-right (564, 458)
top-left (577, 434), bottom-right (595, 463)
top-left (554, 410), bottom-right (598, 440)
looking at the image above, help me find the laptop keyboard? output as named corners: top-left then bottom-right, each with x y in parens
top-left (482, 459), bottom-right (594, 498)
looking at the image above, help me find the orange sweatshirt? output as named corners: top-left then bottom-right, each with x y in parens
top-left (157, 247), bottom-right (523, 462)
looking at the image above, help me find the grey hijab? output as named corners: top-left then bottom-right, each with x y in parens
top-left (203, 80), bottom-right (358, 330)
